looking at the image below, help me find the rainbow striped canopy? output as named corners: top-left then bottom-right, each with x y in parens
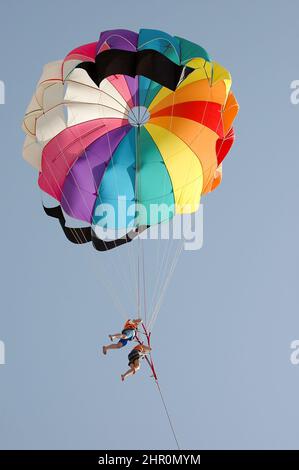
top-left (22, 28), bottom-right (238, 248)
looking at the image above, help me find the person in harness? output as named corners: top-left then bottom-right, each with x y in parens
top-left (121, 344), bottom-right (152, 381)
top-left (102, 319), bottom-right (142, 355)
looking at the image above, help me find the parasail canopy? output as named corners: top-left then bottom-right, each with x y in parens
top-left (22, 28), bottom-right (238, 250)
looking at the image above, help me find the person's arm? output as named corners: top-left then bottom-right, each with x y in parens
top-left (133, 318), bottom-right (143, 324)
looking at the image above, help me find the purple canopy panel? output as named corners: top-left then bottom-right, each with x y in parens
top-left (61, 125), bottom-right (131, 222)
top-left (96, 29), bottom-right (138, 54)
top-left (125, 75), bottom-right (139, 107)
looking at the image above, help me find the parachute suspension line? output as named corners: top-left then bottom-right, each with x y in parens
top-left (90, 258), bottom-right (128, 319)
top-left (149, 236), bottom-right (174, 324)
top-left (127, 233), bottom-right (139, 314)
top-left (135, 123), bottom-right (144, 321)
top-left (148, 77), bottom-right (193, 329)
top-left (97, 107), bottom-right (139, 305)
top-left (39, 134), bottom-right (128, 320)
top-left (137, 247), bottom-right (141, 319)
top-left (147, 86), bottom-right (178, 326)
top-left (41, 147), bottom-right (130, 320)
top-left (148, 240), bottom-right (183, 332)
top-left (148, 63), bottom-right (209, 320)
top-left (135, 324), bottom-right (180, 450)
top-left (52, 106), bottom-right (134, 318)
top-left (150, 236), bottom-right (177, 321)
top-left (69, 101), bottom-right (139, 315)
top-left (152, 240), bottom-right (183, 330)
top-left (141, 242), bottom-right (147, 327)
top-left (148, 70), bottom-right (195, 327)
top-left (73, 119), bottom-right (134, 317)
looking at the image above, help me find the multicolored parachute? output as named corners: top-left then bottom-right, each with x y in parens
top-left (22, 31), bottom-right (239, 438)
top-left (22, 28), bottom-right (238, 250)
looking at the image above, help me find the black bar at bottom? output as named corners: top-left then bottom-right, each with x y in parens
top-left (0, 450), bottom-right (299, 466)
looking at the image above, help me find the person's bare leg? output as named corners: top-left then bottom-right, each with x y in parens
top-left (109, 333), bottom-right (126, 341)
top-left (121, 366), bottom-right (135, 381)
top-left (103, 342), bottom-right (123, 355)
top-left (121, 361), bottom-right (140, 381)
